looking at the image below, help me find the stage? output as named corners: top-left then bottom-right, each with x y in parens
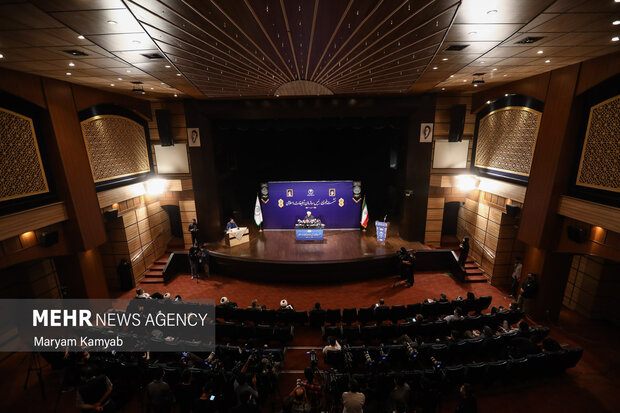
top-left (205, 230), bottom-right (426, 283)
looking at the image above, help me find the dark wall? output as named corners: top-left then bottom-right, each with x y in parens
top-left (184, 95), bottom-right (437, 241)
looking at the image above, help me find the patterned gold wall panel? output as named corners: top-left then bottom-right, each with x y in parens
top-left (576, 95), bottom-right (620, 193)
top-left (475, 107), bottom-right (542, 177)
top-left (80, 115), bottom-right (150, 183)
top-left (0, 108), bottom-right (49, 202)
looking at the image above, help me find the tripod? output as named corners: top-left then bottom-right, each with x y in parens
top-left (24, 352), bottom-right (45, 399)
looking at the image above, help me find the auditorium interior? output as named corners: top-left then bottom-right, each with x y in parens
top-left (0, 0), bottom-right (619, 412)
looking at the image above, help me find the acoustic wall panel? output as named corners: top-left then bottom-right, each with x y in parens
top-left (433, 140), bottom-right (469, 169)
top-left (153, 144), bottom-right (190, 174)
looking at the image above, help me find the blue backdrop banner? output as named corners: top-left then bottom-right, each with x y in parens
top-left (263, 181), bottom-right (361, 229)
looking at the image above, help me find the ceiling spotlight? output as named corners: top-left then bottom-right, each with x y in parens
top-left (474, 84), bottom-right (478, 87)
top-left (126, 70), bottom-right (131, 73)
top-left (150, 87), bottom-right (154, 90)
top-left (479, 61), bottom-right (485, 64)
top-left (614, 20), bottom-right (620, 25)
top-left (77, 35), bottom-right (85, 39)
top-left (132, 40), bottom-right (141, 44)
top-left (450, 75), bottom-right (454, 78)
top-left (441, 88), bottom-right (445, 90)
top-left (492, 68), bottom-right (497, 71)
top-left (545, 59), bottom-right (550, 63)
top-left (68, 62), bottom-right (75, 67)
top-left (503, 74), bottom-right (508, 76)
top-left (442, 58), bottom-right (448, 61)
top-left (612, 36), bottom-right (619, 42)
top-left (432, 66), bottom-right (438, 70)
top-left (165, 65), bottom-right (171, 68)
top-left (65, 72), bottom-right (71, 75)
top-left (463, 79), bottom-right (467, 82)
top-left (537, 50), bottom-right (543, 54)
top-left (505, 93), bottom-right (509, 96)
top-left (107, 20), bottom-right (118, 25)
top-left (468, 31), bottom-right (477, 35)
top-left (486, 100), bottom-right (491, 104)
top-left (117, 77), bottom-right (122, 80)
top-left (486, 9), bottom-right (498, 14)
top-left (110, 83), bottom-right (115, 86)
top-left (0, 53), bottom-right (4, 59)
top-left (174, 94), bottom-right (178, 97)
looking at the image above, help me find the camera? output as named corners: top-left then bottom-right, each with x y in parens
top-left (308, 349), bottom-right (318, 368)
top-left (363, 350), bottom-right (373, 366)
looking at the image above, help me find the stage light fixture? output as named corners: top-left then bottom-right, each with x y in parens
top-left (456, 175), bottom-right (479, 191)
top-left (146, 179), bottom-right (166, 195)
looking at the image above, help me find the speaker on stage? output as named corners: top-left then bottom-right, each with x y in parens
top-left (155, 109), bottom-right (174, 146)
top-left (567, 225), bottom-right (587, 243)
top-left (353, 181), bottom-right (362, 201)
top-left (104, 209), bottom-right (119, 221)
top-left (41, 230), bottom-right (59, 247)
top-left (506, 204), bottom-right (520, 217)
top-left (448, 104), bottom-right (467, 142)
top-left (260, 183), bottom-right (269, 201)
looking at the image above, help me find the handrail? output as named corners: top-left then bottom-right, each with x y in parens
top-left (131, 231), bottom-right (164, 263)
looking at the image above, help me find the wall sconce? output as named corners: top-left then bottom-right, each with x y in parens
top-left (456, 175), bottom-right (479, 191)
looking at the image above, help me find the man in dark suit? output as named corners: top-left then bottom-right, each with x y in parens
top-left (189, 218), bottom-right (199, 246)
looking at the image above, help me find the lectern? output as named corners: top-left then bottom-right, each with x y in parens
top-left (225, 227), bottom-right (250, 247)
top-left (375, 221), bottom-right (389, 242)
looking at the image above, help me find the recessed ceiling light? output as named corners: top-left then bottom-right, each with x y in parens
top-left (450, 75), bottom-right (454, 78)
top-left (468, 31), bottom-right (477, 35)
top-left (432, 66), bottom-right (438, 70)
top-left (132, 40), bottom-right (141, 44)
top-left (107, 20), bottom-right (118, 25)
top-left (486, 100), bottom-right (491, 104)
top-left (537, 50), bottom-right (543, 54)
top-left (68, 62), bottom-right (75, 67)
top-left (150, 87), bottom-right (154, 90)
top-left (176, 73), bottom-right (182, 76)
top-left (126, 70), bottom-right (132, 73)
top-left (117, 77), bottom-right (122, 80)
top-left (505, 93), bottom-right (509, 96)
top-left (110, 83), bottom-right (115, 86)
top-left (0, 53), bottom-right (4, 59)
top-left (545, 59), bottom-right (551, 63)
top-left (479, 61), bottom-right (485, 64)
top-left (614, 20), bottom-right (620, 25)
top-left (442, 58), bottom-right (448, 61)
top-left (492, 68), bottom-right (497, 71)
top-left (463, 79), bottom-right (467, 82)
top-left (474, 84), bottom-right (478, 87)
top-left (77, 35), bottom-right (85, 40)
top-left (486, 10), bottom-right (498, 14)
top-left (174, 94), bottom-right (178, 97)
top-left (441, 88), bottom-right (445, 90)
top-left (612, 36), bottom-right (620, 42)
top-left (165, 65), bottom-right (171, 68)
top-left (65, 72), bottom-right (71, 75)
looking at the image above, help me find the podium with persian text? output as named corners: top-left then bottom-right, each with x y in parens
top-left (225, 227), bottom-right (250, 247)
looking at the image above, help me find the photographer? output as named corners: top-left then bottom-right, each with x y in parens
top-left (288, 381), bottom-right (310, 413)
top-left (398, 247), bottom-right (415, 287)
top-left (301, 367), bottom-right (323, 412)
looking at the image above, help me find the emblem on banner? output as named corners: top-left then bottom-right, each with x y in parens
top-left (278, 199), bottom-right (284, 208)
top-left (338, 198), bottom-right (344, 207)
top-left (307, 189), bottom-right (315, 196)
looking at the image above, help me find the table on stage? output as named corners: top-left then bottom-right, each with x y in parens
top-left (225, 227), bottom-right (249, 247)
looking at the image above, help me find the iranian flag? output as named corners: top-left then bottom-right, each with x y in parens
top-left (254, 195), bottom-right (263, 226)
top-left (360, 197), bottom-right (369, 228)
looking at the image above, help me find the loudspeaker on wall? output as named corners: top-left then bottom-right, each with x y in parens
top-left (567, 225), bottom-right (587, 243)
top-left (448, 104), bottom-right (467, 142)
top-left (506, 204), bottom-right (520, 217)
top-left (41, 230), bottom-right (59, 247)
top-left (155, 109), bottom-right (174, 146)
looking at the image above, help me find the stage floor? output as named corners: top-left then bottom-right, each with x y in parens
top-left (205, 229), bottom-right (425, 263)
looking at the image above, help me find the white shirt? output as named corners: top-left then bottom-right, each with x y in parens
top-left (512, 262), bottom-right (523, 280)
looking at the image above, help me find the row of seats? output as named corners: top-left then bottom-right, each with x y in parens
top-left (324, 348), bottom-right (583, 395)
top-left (216, 322), bottom-right (294, 343)
top-left (323, 327), bottom-right (551, 367)
top-left (322, 310), bottom-right (525, 342)
top-left (215, 296), bottom-right (492, 326)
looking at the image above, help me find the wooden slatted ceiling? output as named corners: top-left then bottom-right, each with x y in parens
top-left (0, 0), bottom-right (617, 99)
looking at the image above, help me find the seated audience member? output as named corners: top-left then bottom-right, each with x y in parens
top-left (414, 314), bottom-right (424, 323)
top-left (301, 367), bottom-right (323, 412)
top-left (77, 366), bottom-right (116, 413)
top-left (231, 390), bottom-right (258, 413)
top-left (280, 299), bottom-right (294, 310)
top-left (135, 288), bottom-right (149, 299)
top-left (444, 307), bottom-right (464, 322)
top-left (388, 373), bottom-right (410, 413)
top-left (150, 292), bottom-right (164, 299)
top-left (542, 337), bottom-right (562, 352)
top-left (248, 299), bottom-right (261, 310)
top-left (175, 370), bottom-right (193, 413)
top-left (455, 383), bottom-right (477, 413)
top-left (220, 297), bottom-right (237, 308)
top-left (147, 368), bottom-right (174, 413)
top-left (446, 329), bottom-right (462, 341)
top-left (437, 293), bottom-right (449, 302)
top-left (509, 336), bottom-right (541, 358)
top-left (466, 291), bottom-right (475, 301)
top-left (193, 384), bottom-right (217, 413)
top-left (234, 374), bottom-right (258, 406)
top-left (509, 301), bottom-right (519, 311)
top-left (342, 379), bottom-right (365, 413)
top-left (323, 336), bottom-right (341, 354)
top-left (163, 293), bottom-right (171, 300)
top-left (374, 298), bottom-right (388, 310)
top-left (260, 304), bottom-right (267, 311)
top-left (288, 384), bottom-right (310, 413)
top-left (174, 295), bottom-right (182, 302)
top-left (517, 321), bottom-right (530, 337)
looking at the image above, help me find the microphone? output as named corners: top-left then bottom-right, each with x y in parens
top-left (383, 215), bottom-right (387, 222)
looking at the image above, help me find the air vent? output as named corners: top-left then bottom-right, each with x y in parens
top-left (63, 50), bottom-right (89, 56)
top-left (472, 72), bottom-right (486, 76)
top-left (515, 36), bottom-right (544, 44)
top-left (141, 53), bottom-right (164, 59)
top-left (131, 81), bottom-right (143, 85)
top-left (444, 44), bottom-right (469, 51)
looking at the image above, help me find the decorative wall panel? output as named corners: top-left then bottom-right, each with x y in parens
top-left (0, 108), bottom-right (49, 202)
top-left (576, 95), bottom-right (619, 193)
top-left (474, 107), bottom-right (541, 178)
top-left (81, 115), bottom-right (150, 183)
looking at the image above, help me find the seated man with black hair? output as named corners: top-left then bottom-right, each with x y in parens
top-left (323, 336), bottom-right (341, 355)
top-left (444, 307), bottom-right (464, 322)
